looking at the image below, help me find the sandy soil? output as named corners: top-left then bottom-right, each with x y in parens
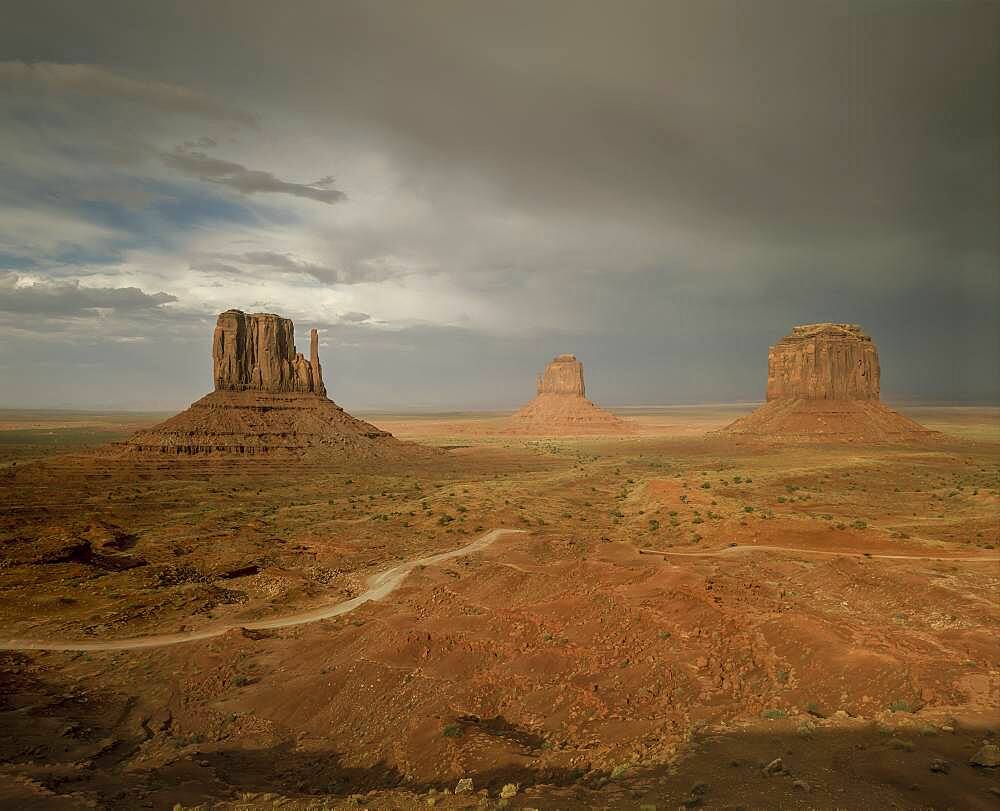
top-left (0, 406), bottom-right (997, 808)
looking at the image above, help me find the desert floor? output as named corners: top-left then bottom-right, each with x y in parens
top-left (0, 405), bottom-right (997, 809)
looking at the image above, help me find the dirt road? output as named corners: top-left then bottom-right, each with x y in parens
top-left (0, 528), bottom-right (527, 652)
top-left (638, 544), bottom-right (1000, 562)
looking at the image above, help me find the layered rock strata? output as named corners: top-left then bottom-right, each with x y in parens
top-left (766, 323), bottom-right (879, 401)
top-left (213, 309), bottom-right (326, 396)
top-left (122, 310), bottom-right (419, 458)
top-left (717, 323), bottom-right (935, 443)
top-left (507, 354), bottom-right (632, 435)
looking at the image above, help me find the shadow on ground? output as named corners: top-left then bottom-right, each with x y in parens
top-left (1, 651), bottom-right (997, 809)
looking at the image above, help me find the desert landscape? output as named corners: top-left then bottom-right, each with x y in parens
top-left (0, 312), bottom-right (997, 809)
top-left (2, 3), bottom-right (998, 809)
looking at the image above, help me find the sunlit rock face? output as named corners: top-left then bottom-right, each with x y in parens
top-left (536, 354), bottom-right (586, 397)
top-left (715, 322), bottom-right (936, 443)
top-left (212, 309), bottom-right (326, 397)
top-left (117, 309), bottom-right (431, 458)
top-left (766, 323), bottom-right (879, 402)
top-left (507, 353), bottom-right (633, 435)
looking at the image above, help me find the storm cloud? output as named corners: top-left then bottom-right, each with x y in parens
top-left (0, 1), bottom-right (996, 409)
top-left (162, 149), bottom-right (347, 204)
top-left (0, 61), bottom-right (256, 126)
top-left (0, 273), bottom-right (177, 316)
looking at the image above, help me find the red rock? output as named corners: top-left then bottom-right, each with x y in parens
top-left (507, 354), bottom-right (633, 435)
top-left (716, 323), bottom-right (936, 443)
top-left (767, 323), bottom-right (879, 401)
top-left (212, 310), bottom-right (324, 394)
top-left (120, 309), bottom-right (429, 459)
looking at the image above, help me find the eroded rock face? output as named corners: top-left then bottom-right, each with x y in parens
top-left (716, 322), bottom-right (936, 443)
top-left (212, 310), bottom-right (326, 395)
top-left (121, 309), bottom-right (423, 458)
top-left (536, 354), bottom-right (586, 396)
top-left (508, 353), bottom-right (632, 435)
top-left (767, 323), bottom-right (879, 401)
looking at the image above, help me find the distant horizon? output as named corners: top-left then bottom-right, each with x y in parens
top-left (3, 397), bottom-right (999, 416)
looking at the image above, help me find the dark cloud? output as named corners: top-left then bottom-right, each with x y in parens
top-left (0, 273), bottom-right (177, 316)
top-left (203, 251), bottom-right (399, 285)
top-left (339, 311), bottom-right (370, 323)
top-left (0, 2), bottom-right (996, 407)
top-left (0, 61), bottom-right (256, 127)
top-left (162, 148), bottom-right (347, 204)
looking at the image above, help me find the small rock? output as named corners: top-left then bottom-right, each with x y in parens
top-left (970, 743), bottom-right (1000, 768)
top-left (455, 778), bottom-right (474, 794)
top-left (929, 758), bottom-right (950, 774)
top-left (763, 757), bottom-right (784, 776)
top-left (792, 780), bottom-right (811, 792)
top-left (500, 783), bottom-right (518, 799)
top-left (941, 725), bottom-right (955, 733)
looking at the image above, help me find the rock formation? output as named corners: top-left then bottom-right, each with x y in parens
top-left (766, 323), bottom-right (879, 401)
top-left (537, 354), bottom-right (587, 397)
top-left (121, 310), bottom-right (423, 458)
top-left (716, 323), bottom-right (936, 443)
top-left (507, 354), bottom-right (633, 435)
top-left (212, 310), bottom-right (326, 396)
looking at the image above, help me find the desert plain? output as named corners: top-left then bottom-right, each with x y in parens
top-left (1, 403), bottom-right (998, 809)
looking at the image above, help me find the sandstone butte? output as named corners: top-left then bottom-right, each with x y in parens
top-left (716, 323), bottom-right (937, 443)
top-left (122, 310), bottom-right (419, 458)
top-left (506, 354), bottom-right (633, 435)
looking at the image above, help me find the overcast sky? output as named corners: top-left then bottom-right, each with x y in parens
top-left (1, 1), bottom-right (997, 410)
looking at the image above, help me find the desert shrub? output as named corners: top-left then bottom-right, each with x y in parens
top-left (889, 699), bottom-right (913, 713)
top-left (442, 723), bottom-right (464, 738)
top-left (761, 709), bottom-right (786, 720)
top-left (851, 519), bottom-right (868, 529)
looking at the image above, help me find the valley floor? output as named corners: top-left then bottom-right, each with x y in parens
top-left (0, 406), bottom-right (997, 808)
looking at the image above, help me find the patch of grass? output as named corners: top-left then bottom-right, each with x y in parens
top-left (889, 699), bottom-right (913, 713)
top-left (442, 723), bottom-right (464, 738)
top-left (761, 709), bottom-right (786, 720)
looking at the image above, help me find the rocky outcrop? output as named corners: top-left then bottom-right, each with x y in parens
top-left (212, 310), bottom-right (325, 395)
top-left (507, 354), bottom-right (633, 435)
top-left (766, 323), bottom-right (879, 401)
top-left (716, 323), bottom-right (936, 444)
top-left (537, 354), bottom-right (586, 396)
top-left (121, 309), bottom-right (427, 459)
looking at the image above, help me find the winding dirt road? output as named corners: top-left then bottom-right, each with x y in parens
top-left (0, 528), bottom-right (527, 653)
top-left (638, 544), bottom-right (1000, 562)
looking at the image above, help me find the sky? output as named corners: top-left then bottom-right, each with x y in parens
top-left (0, 0), bottom-right (997, 410)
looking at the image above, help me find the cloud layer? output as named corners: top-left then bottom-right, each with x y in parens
top-left (0, 2), bottom-right (996, 409)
